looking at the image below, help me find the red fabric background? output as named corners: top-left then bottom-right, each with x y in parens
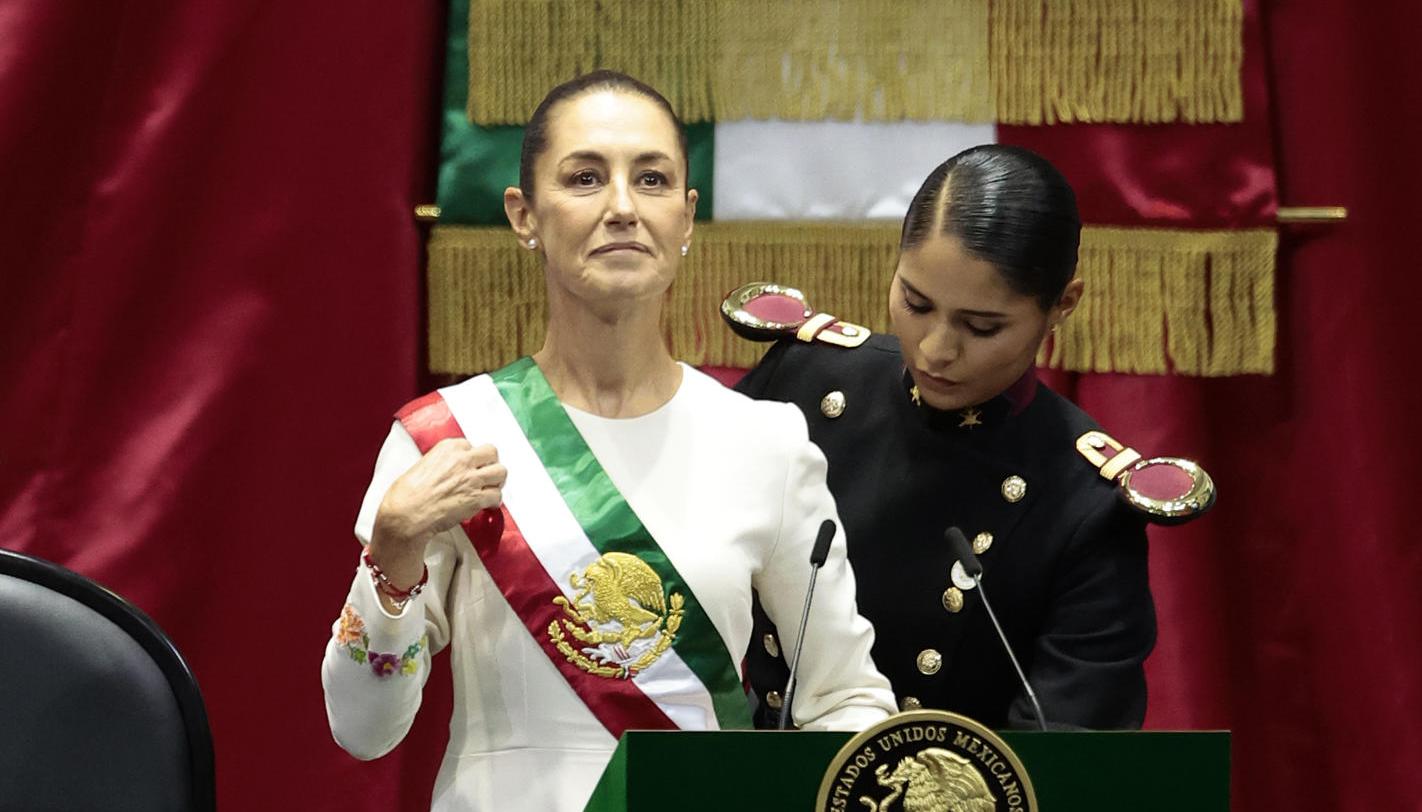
top-left (999, 0), bottom-right (1279, 228)
top-left (1, 3), bottom-right (1418, 811)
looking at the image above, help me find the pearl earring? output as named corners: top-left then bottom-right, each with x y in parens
top-left (680, 244), bottom-right (689, 257)
top-left (527, 238), bottom-right (538, 249)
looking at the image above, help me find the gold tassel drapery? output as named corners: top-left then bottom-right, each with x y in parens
top-left (991, 0), bottom-right (1244, 124)
top-left (427, 223), bottom-right (1276, 376)
top-left (466, 0), bottom-right (1243, 125)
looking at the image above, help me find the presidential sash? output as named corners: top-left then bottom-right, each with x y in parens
top-left (395, 357), bottom-right (752, 737)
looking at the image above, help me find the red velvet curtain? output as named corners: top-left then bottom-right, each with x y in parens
top-left (1, 2), bottom-right (1417, 810)
top-left (0, 1), bottom-right (447, 807)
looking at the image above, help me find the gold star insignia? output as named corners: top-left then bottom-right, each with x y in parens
top-left (909, 385), bottom-right (922, 406)
top-left (958, 407), bottom-right (982, 428)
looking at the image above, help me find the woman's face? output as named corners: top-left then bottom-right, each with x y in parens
top-left (888, 234), bottom-right (1078, 411)
top-left (508, 90), bottom-right (696, 309)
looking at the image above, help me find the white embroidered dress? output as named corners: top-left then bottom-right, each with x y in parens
top-left (321, 365), bottom-right (893, 811)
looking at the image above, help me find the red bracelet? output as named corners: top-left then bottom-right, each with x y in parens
top-left (362, 548), bottom-right (429, 608)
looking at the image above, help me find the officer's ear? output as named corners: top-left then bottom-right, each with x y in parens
top-left (1050, 278), bottom-right (1085, 327)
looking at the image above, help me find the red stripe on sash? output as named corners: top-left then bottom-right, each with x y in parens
top-left (395, 392), bottom-right (677, 737)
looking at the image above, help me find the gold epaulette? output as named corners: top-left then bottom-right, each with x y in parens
top-left (720, 282), bottom-right (871, 348)
top-left (1076, 430), bottom-right (1216, 525)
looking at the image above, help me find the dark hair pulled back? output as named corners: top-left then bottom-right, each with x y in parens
top-left (899, 145), bottom-right (1081, 309)
top-left (519, 69), bottom-right (688, 201)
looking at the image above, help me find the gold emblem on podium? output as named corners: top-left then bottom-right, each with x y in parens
top-left (548, 552), bottom-right (683, 679)
top-left (816, 710), bottom-right (1036, 812)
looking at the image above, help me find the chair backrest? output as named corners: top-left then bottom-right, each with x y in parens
top-left (0, 548), bottom-right (215, 812)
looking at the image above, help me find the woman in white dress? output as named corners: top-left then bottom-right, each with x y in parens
top-left (320, 70), bottom-right (895, 811)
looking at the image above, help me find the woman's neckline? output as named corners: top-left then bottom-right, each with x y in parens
top-left (556, 362), bottom-right (692, 422)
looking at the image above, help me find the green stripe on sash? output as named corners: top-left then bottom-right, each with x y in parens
top-left (491, 357), bottom-right (752, 730)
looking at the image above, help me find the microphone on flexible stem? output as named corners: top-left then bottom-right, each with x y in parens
top-left (778, 518), bottom-right (837, 730)
top-left (944, 526), bottom-right (1048, 732)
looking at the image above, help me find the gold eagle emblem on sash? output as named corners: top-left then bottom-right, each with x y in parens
top-left (548, 552), bottom-right (684, 679)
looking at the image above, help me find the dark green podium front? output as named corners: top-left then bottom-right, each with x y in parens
top-left (584, 730), bottom-right (1228, 810)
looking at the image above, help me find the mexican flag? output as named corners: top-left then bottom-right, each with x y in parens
top-left (428, 0), bottom-right (1276, 377)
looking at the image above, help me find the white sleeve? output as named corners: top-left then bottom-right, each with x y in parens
top-left (754, 405), bottom-right (896, 731)
top-left (320, 421), bottom-right (459, 760)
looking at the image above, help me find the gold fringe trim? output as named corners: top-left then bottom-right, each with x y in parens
top-left (1043, 227), bottom-right (1277, 375)
top-left (992, 0), bottom-right (1244, 124)
top-left (466, 0), bottom-right (1240, 125)
top-left (468, 0), bottom-right (992, 124)
top-left (428, 223), bottom-right (1275, 376)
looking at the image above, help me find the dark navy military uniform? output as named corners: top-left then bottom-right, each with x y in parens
top-left (737, 334), bottom-right (1156, 730)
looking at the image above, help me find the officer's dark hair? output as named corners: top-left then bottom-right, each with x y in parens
top-left (519, 69), bottom-right (689, 202)
top-left (899, 145), bottom-right (1081, 310)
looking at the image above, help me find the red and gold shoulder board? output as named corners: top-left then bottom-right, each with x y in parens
top-left (1075, 430), bottom-right (1216, 525)
top-left (720, 282), bottom-right (871, 348)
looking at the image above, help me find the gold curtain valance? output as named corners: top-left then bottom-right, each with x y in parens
top-left (467, 0), bottom-right (1243, 126)
top-left (427, 223), bottom-right (1275, 376)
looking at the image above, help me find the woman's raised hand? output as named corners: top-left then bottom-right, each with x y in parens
top-left (367, 439), bottom-right (507, 589)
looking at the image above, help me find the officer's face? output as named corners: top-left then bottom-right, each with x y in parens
top-left (503, 90), bottom-right (697, 312)
top-left (889, 235), bottom-right (1076, 410)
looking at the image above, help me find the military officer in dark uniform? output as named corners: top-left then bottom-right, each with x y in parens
top-left (725, 145), bottom-right (1214, 730)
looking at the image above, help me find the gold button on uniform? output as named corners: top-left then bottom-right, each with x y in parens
top-left (916, 648), bottom-right (942, 675)
top-left (942, 587), bottom-right (965, 613)
top-left (764, 690), bottom-right (783, 709)
top-left (762, 633), bottom-right (780, 659)
top-left (1001, 475), bottom-right (1027, 503)
top-left (899, 696), bottom-right (922, 711)
top-left (820, 390), bottom-right (846, 418)
top-left (972, 531), bottom-right (994, 555)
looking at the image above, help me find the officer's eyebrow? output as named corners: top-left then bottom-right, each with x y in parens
top-left (899, 277), bottom-right (932, 302)
top-left (901, 278), bottom-right (1007, 316)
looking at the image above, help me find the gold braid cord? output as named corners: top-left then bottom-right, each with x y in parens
top-left (467, 0), bottom-right (1241, 125)
top-left (426, 223), bottom-right (1276, 376)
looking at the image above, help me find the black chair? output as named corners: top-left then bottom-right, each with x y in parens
top-left (0, 548), bottom-right (215, 811)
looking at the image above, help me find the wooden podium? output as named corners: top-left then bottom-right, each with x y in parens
top-left (584, 729), bottom-right (1228, 810)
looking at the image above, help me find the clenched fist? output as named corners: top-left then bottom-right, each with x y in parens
top-left (367, 438), bottom-right (507, 590)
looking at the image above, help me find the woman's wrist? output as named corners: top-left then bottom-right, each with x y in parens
top-left (367, 518), bottom-right (428, 589)
top-left (362, 546), bottom-right (429, 611)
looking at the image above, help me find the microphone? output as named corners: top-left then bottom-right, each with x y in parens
top-left (944, 526), bottom-right (1048, 731)
top-left (779, 519), bottom-right (837, 729)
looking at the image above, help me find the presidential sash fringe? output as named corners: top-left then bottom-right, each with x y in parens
top-left (427, 223), bottom-right (1276, 376)
top-left (465, 0), bottom-right (1241, 125)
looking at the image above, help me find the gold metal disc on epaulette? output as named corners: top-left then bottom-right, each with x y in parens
top-left (719, 282), bottom-right (812, 341)
top-left (1118, 457), bottom-right (1217, 523)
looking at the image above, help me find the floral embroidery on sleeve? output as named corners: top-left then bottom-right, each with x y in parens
top-left (335, 603), bottom-right (427, 679)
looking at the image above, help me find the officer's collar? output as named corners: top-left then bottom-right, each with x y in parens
top-left (903, 368), bottom-right (1039, 431)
